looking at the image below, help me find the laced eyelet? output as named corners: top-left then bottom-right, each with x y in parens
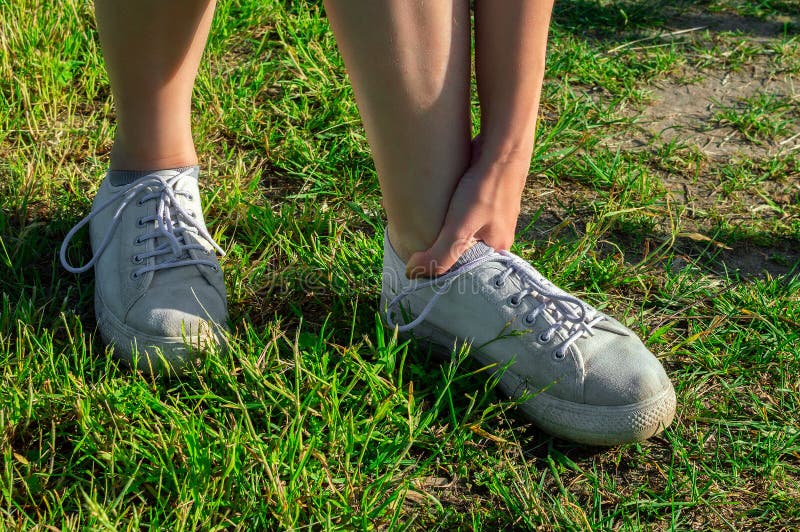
top-left (137, 218), bottom-right (145, 227)
top-left (553, 349), bottom-right (566, 360)
top-left (508, 294), bottom-right (521, 307)
top-left (131, 254), bottom-right (143, 264)
top-left (133, 236), bottom-right (143, 245)
top-left (524, 314), bottom-right (536, 325)
top-left (538, 332), bottom-right (552, 343)
top-left (130, 271), bottom-right (141, 280)
top-left (493, 276), bottom-right (505, 288)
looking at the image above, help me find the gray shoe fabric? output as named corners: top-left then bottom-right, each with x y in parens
top-left (380, 228), bottom-right (675, 446)
top-left (60, 167), bottom-right (228, 372)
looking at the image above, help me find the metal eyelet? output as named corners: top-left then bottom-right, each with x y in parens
top-left (538, 332), bottom-right (552, 343)
top-left (493, 277), bottom-right (505, 288)
top-left (130, 271), bottom-right (141, 280)
top-left (131, 254), bottom-right (143, 264)
top-left (137, 218), bottom-right (145, 227)
top-left (508, 294), bottom-right (521, 307)
top-left (553, 349), bottom-right (566, 360)
top-left (524, 314), bottom-right (536, 325)
top-left (133, 236), bottom-right (143, 245)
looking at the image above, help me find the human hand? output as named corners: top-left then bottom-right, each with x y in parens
top-left (405, 137), bottom-right (531, 278)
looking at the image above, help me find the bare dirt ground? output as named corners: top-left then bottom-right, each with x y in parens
top-left (629, 60), bottom-right (799, 277)
top-left (623, 64), bottom-right (799, 158)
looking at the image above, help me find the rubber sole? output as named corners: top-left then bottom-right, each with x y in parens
top-left (389, 313), bottom-right (676, 446)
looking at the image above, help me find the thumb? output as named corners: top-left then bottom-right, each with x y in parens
top-left (405, 229), bottom-right (476, 279)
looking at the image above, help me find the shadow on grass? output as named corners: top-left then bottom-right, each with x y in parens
top-left (0, 209), bottom-right (98, 334)
top-left (517, 206), bottom-right (800, 280)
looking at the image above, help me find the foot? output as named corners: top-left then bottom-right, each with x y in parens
top-left (61, 167), bottom-right (228, 373)
top-left (381, 229), bottom-right (676, 446)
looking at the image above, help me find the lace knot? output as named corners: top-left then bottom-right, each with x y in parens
top-left (60, 169), bottom-right (224, 276)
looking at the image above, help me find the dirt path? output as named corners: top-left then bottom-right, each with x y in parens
top-left (628, 63), bottom-right (798, 159)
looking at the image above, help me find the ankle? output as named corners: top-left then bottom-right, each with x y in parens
top-left (387, 225), bottom-right (431, 263)
top-left (109, 138), bottom-right (198, 172)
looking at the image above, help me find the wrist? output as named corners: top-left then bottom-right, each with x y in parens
top-left (472, 146), bottom-right (532, 184)
top-left (465, 155), bottom-right (529, 205)
top-left (472, 134), bottom-right (535, 172)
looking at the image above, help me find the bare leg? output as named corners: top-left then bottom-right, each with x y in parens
top-left (323, 0), bottom-right (472, 263)
top-left (95, 0), bottom-right (216, 170)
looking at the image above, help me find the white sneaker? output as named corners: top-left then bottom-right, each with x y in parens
top-left (61, 167), bottom-right (228, 372)
top-left (381, 230), bottom-right (676, 446)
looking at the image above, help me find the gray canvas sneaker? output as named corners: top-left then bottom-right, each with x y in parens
top-left (60, 167), bottom-right (228, 372)
top-left (381, 230), bottom-right (676, 446)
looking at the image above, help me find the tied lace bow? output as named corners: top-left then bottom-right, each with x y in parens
top-left (385, 250), bottom-right (606, 358)
top-left (60, 169), bottom-right (225, 278)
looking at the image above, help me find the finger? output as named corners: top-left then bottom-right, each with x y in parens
top-left (474, 223), bottom-right (515, 251)
top-left (405, 229), bottom-right (477, 279)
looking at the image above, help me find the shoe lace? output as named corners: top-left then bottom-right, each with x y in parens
top-left (385, 249), bottom-right (606, 358)
top-left (60, 168), bottom-right (225, 278)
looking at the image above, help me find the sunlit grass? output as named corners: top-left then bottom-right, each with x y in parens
top-left (1, 0), bottom-right (799, 529)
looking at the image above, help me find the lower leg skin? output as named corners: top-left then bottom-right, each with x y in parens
top-left (94, 0), bottom-right (216, 171)
top-left (323, 0), bottom-right (472, 262)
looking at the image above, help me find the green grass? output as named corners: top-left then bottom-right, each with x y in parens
top-left (714, 92), bottom-right (798, 142)
top-left (2, 0), bottom-right (800, 529)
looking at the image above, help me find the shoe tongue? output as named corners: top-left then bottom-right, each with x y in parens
top-left (447, 241), bottom-right (493, 272)
top-left (108, 165), bottom-right (199, 186)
